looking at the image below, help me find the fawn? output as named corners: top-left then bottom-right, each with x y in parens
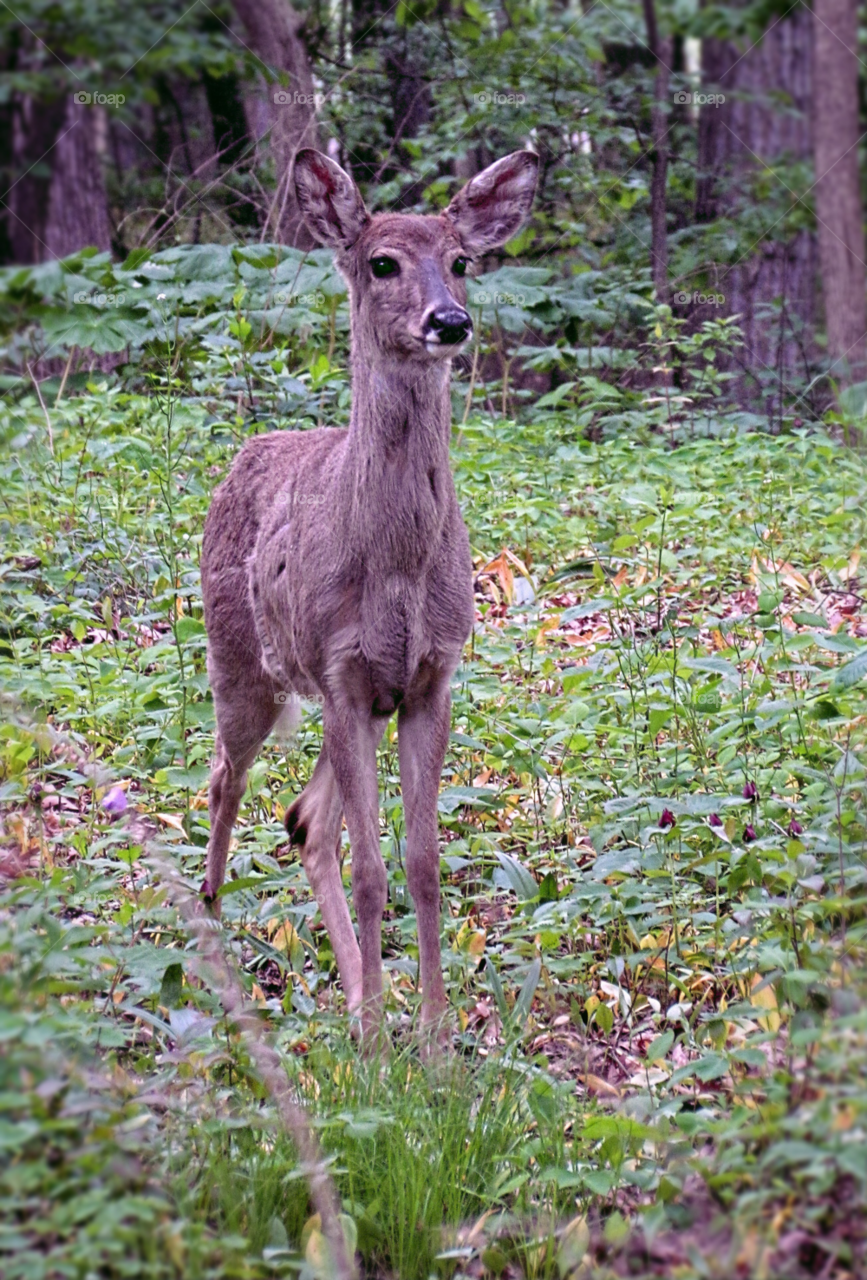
top-left (200, 147), bottom-right (538, 1045)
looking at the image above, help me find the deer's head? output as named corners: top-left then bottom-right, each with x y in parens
top-left (293, 149), bottom-right (538, 365)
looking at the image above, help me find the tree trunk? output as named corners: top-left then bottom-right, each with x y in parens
top-left (8, 92), bottom-right (111, 263)
top-left (232, 0), bottom-right (319, 248)
top-left (643, 0), bottom-right (669, 302)
top-left (7, 93), bottom-right (66, 263)
top-left (812, 0), bottom-right (866, 386)
top-left (695, 7), bottom-right (816, 415)
top-left (44, 98), bottom-right (113, 259)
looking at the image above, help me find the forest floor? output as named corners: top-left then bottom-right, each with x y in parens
top-left (1, 388), bottom-right (866, 1279)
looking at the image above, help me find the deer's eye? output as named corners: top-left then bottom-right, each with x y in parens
top-left (370, 256), bottom-right (399, 278)
top-left (452, 256), bottom-right (468, 277)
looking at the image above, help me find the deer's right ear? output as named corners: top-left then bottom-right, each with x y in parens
top-left (293, 150), bottom-right (370, 249)
top-left (446, 151), bottom-right (538, 254)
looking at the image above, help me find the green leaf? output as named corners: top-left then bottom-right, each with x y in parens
top-left (159, 961), bottom-right (183, 1009)
top-left (513, 957), bottom-right (541, 1025)
top-left (649, 707), bottom-right (673, 736)
top-left (645, 1030), bottom-right (674, 1063)
top-left (120, 247), bottom-right (152, 272)
top-left (832, 647), bottom-right (867, 690)
top-left (594, 1003), bottom-right (614, 1034)
top-left (496, 852), bottom-right (538, 901)
top-left (486, 959), bottom-right (509, 1024)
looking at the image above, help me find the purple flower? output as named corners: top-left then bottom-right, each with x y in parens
top-left (742, 781), bottom-right (759, 802)
top-left (743, 824), bottom-right (757, 843)
top-left (787, 819), bottom-right (804, 837)
top-left (102, 786), bottom-right (128, 817)
top-left (708, 813), bottom-right (723, 828)
top-left (660, 808), bottom-right (676, 830)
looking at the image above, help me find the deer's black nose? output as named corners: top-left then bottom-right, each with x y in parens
top-left (427, 306), bottom-right (472, 345)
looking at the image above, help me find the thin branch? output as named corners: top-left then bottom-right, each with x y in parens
top-left (26, 362), bottom-right (53, 453)
top-left (155, 853), bottom-right (356, 1280)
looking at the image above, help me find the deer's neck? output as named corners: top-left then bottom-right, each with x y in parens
top-left (338, 358), bottom-right (455, 570)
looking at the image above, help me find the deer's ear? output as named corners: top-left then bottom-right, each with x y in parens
top-left (446, 151), bottom-right (538, 254)
top-left (293, 150), bottom-right (370, 248)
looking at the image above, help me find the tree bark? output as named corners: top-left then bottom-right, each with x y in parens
top-left (8, 91), bottom-right (111, 263)
top-left (44, 98), bottom-right (113, 259)
top-left (232, 0), bottom-right (319, 248)
top-left (642, 0), bottom-right (669, 303)
top-left (7, 94), bottom-right (66, 262)
top-left (695, 7), bottom-right (816, 414)
top-left (812, 0), bottom-right (866, 386)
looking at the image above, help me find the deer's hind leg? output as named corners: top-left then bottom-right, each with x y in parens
top-left (203, 677), bottom-right (279, 915)
top-left (286, 748), bottom-right (363, 1016)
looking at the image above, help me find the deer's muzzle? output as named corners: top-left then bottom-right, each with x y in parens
top-left (425, 305), bottom-right (472, 347)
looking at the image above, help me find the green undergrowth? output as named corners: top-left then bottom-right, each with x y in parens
top-left (1, 373), bottom-right (867, 1278)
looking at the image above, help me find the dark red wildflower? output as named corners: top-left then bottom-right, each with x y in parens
top-left (742, 781), bottom-right (759, 801)
top-left (660, 808), bottom-right (676, 829)
top-left (743, 824), bottom-right (757, 843)
top-left (708, 813), bottom-right (723, 828)
top-left (787, 819), bottom-right (804, 837)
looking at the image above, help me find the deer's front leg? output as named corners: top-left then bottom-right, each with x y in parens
top-left (322, 697), bottom-right (387, 1046)
top-left (398, 681), bottom-right (451, 1045)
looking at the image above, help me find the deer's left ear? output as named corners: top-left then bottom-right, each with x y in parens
top-left (294, 149), bottom-right (370, 249)
top-left (445, 151), bottom-right (538, 254)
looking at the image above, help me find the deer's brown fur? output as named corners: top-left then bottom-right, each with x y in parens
top-left (200, 148), bottom-right (537, 1044)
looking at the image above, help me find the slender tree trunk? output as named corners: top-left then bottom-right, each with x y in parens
top-left (8, 91), bottom-right (111, 262)
top-left (643, 0), bottom-right (669, 302)
top-left (813, 0), bottom-right (866, 386)
top-left (7, 94), bottom-right (66, 262)
top-left (695, 8), bottom-right (815, 414)
top-left (232, 0), bottom-right (319, 248)
top-left (44, 99), bottom-right (112, 258)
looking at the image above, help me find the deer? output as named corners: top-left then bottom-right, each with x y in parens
top-left (199, 147), bottom-right (538, 1047)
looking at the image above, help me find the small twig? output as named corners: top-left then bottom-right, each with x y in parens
top-left (27, 362), bottom-right (54, 454)
top-left (155, 853), bottom-right (355, 1280)
top-left (55, 347), bottom-right (76, 407)
top-left (461, 323), bottom-right (482, 426)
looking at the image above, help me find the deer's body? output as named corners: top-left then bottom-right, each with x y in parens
top-left (201, 149), bottom-right (537, 1044)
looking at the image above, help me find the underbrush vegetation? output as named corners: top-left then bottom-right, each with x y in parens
top-left (1, 250), bottom-right (866, 1280)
